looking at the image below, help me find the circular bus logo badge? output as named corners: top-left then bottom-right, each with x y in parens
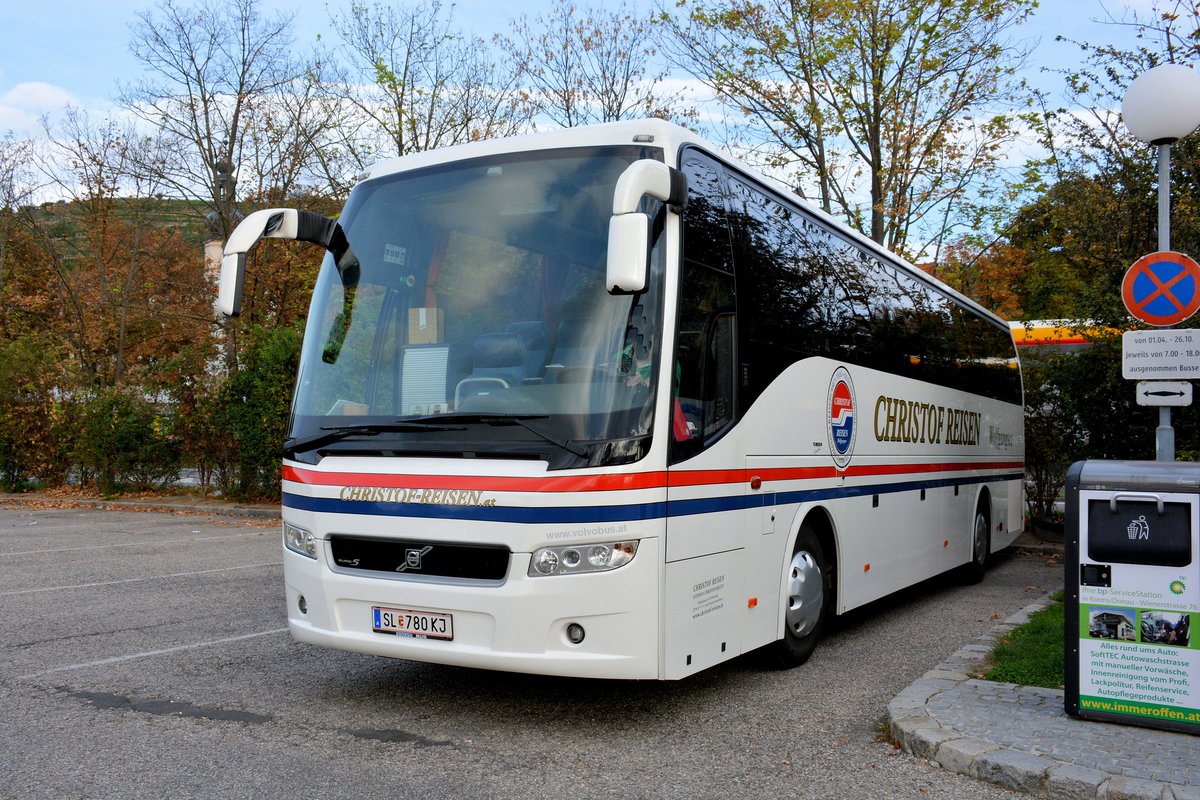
top-left (827, 367), bottom-right (857, 468)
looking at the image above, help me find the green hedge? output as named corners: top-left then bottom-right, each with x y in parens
top-left (0, 324), bottom-right (301, 502)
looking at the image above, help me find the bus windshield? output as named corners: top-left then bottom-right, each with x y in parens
top-left (289, 145), bottom-right (666, 469)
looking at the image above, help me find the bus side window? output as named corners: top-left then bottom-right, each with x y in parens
top-left (673, 147), bottom-right (738, 462)
top-left (672, 263), bottom-right (736, 458)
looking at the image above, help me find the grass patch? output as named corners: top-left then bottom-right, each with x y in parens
top-left (983, 591), bottom-right (1065, 689)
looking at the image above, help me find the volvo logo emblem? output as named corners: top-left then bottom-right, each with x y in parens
top-left (397, 545), bottom-right (433, 572)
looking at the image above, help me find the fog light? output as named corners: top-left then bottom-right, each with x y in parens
top-left (298, 595), bottom-right (308, 614)
top-left (562, 548), bottom-right (581, 568)
top-left (566, 623), bottom-right (585, 644)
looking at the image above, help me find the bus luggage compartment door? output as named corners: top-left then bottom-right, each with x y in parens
top-left (662, 549), bottom-right (743, 679)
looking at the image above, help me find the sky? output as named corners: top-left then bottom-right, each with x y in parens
top-left (0, 0), bottom-right (1156, 139)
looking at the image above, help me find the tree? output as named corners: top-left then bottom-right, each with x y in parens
top-left (499, 0), bottom-right (689, 128)
top-left (232, 55), bottom-right (344, 204)
top-left (323, 0), bottom-right (524, 169)
top-left (119, 0), bottom-right (306, 240)
top-left (29, 109), bottom-right (213, 389)
top-left (658, 0), bottom-right (1034, 259)
top-left (941, 2), bottom-right (1200, 518)
top-left (935, 2), bottom-right (1200, 328)
top-left (208, 323), bottom-right (302, 500)
top-left (0, 134), bottom-right (38, 299)
top-left (927, 239), bottom-right (1027, 320)
top-left (0, 334), bottom-right (66, 490)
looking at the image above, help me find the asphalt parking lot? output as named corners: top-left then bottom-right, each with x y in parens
top-left (0, 504), bottom-right (1061, 799)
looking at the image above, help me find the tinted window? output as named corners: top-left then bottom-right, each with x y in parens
top-left (680, 148), bottom-right (1020, 409)
top-left (680, 151), bottom-right (734, 274)
top-left (672, 152), bottom-right (738, 463)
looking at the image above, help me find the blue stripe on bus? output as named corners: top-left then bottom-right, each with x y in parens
top-left (283, 472), bottom-right (1024, 525)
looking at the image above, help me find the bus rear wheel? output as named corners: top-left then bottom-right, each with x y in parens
top-left (963, 505), bottom-right (990, 584)
top-left (770, 524), bottom-right (831, 668)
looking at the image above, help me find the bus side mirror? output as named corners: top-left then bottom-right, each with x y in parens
top-left (606, 161), bottom-right (687, 294)
top-left (218, 208), bottom-right (349, 317)
top-left (219, 208), bottom-right (299, 317)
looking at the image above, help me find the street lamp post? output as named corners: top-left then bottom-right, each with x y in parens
top-left (1121, 63), bottom-right (1200, 461)
top-left (203, 159), bottom-right (242, 288)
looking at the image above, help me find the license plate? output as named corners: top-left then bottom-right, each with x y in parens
top-left (371, 606), bottom-right (453, 640)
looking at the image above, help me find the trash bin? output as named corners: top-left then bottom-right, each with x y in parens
top-left (1064, 460), bottom-right (1200, 734)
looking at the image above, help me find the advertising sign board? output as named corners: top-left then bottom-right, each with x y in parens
top-left (1066, 461), bottom-right (1200, 735)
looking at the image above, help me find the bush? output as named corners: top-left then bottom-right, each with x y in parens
top-left (72, 387), bottom-right (181, 496)
top-left (0, 337), bottom-right (69, 491)
top-left (1020, 336), bottom-right (1196, 522)
top-left (207, 323), bottom-right (302, 501)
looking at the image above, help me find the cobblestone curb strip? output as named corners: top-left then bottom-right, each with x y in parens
top-left (887, 599), bottom-right (1200, 799)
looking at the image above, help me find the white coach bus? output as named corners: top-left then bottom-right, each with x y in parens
top-left (219, 119), bottom-right (1024, 680)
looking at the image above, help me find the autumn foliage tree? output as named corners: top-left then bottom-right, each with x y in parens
top-left (658, 0), bottom-right (1035, 260)
top-left (924, 2), bottom-right (1200, 516)
top-left (928, 240), bottom-right (1027, 320)
top-left (34, 110), bottom-right (214, 390)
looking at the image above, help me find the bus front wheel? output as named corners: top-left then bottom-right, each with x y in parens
top-left (770, 524), bottom-right (831, 668)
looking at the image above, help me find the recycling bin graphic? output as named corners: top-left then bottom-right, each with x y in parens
top-left (1065, 460), bottom-right (1200, 734)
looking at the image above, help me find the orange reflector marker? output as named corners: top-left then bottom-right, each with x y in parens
top-left (748, 597), bottom-right (758, 608)
top-left (863, 563), bottom-right (870, 572)
top-left (943, 540), bottom-right (949, 548)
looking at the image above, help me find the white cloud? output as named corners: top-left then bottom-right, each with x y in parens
top-left (0, 82), bottom-right (77, 136)
top-left (6, 82), bottom-right (74, 110)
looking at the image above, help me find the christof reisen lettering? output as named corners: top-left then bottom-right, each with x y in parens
top-left (873, 395), bottom-right (981, 446)
top-left (338, 486), bottom-right (496, 506)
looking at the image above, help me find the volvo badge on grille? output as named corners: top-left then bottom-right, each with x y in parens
top-left (397, 545), bottom-right (433, 572)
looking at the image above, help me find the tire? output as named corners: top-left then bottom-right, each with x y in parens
top-left (963, 505), bottom-right (990, 584)
top-left (769, 523), bottom-right (832, 668)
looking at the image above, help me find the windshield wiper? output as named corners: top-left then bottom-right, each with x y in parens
top-left (284, 421), bottom-right (465, 457)
top-left (406, 413), bottom-right (590, 458)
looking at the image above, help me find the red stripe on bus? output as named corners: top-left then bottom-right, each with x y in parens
top-left (844, 461), bottom-right (1024, 478)
top-left (282, 465), bottom-right (668, 493)
top-left (283, 461), bottom-right (1024, 493)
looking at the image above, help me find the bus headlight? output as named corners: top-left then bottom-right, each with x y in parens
top-left (528, 541), bottom-right (638, 576)
top-left (284, 523), bottom-right (319, 559)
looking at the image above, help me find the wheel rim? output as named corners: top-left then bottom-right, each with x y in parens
top-left (785, 549), bottom-right (823, 637)
top-left (973, 512), bottom-right (988, 566)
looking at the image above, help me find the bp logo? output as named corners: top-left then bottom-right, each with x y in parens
top-left (827, 367), bottom-right (857, 468)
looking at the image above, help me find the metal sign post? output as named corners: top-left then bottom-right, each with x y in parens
top-left (1119, 247), bottom-right (1200, 461)
top-left (1136, 381), bottom-right (1194, 460)
top-left (1120, 65), bottom-right (1200, 461)
top-left (1122, 329), bottom-right (1199, 461)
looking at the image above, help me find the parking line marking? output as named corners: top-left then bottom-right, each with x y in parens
top-left (0, 562), bottom-right (282, 597)
top-left (18, 628), bottom-right (290, 679)
top-left (3, 531), bottom-right (271, 556)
